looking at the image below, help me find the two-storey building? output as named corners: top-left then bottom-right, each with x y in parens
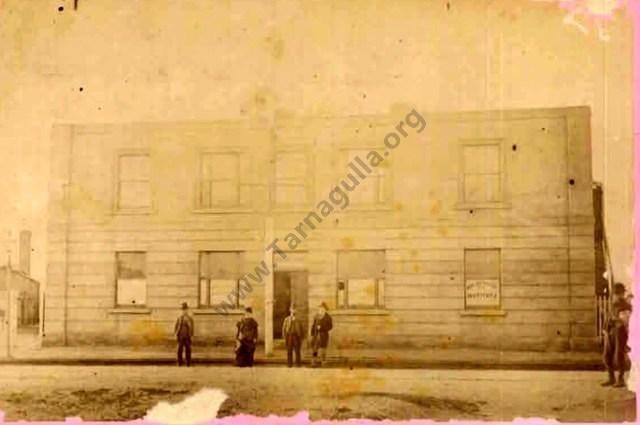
top-left (44, 105), bottom-right (596, 352)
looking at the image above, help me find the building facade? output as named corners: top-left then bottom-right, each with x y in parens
top-left (44, 106), bottom-right (596, 351)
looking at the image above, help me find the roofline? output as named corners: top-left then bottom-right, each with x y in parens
top-left (0, 266), bottom-right (40, 284)
top-left (51, 105), bottom-right (591, 132)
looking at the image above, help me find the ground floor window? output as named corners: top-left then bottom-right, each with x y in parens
top-left (464, 248), bottom-right (501, 309)
top-left (337, 250), bottom-right (385, 308)
top-left (199, 251), bottom-right (244, 308)
top-left (115, 252), bottom-right (147, 307)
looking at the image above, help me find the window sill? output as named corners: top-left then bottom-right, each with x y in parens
top-left (108, 308), bottom-right (152, 315)
top-left (193, 309), bottom-right (244, 316)
top-left (271, 206), bottom-right (314, 213)
top-left (454, 202), bottom-right (511, 210)
top-left (459, 309), bottom-right (507, 317)
top-left (192, 207), bottom-right (253, 215)
top-left (332, 309), bottom-right (390, 316)
top-left (332, 205), bottom-right (394, 213)
top-left (112, 208), bottom-right (156, 216)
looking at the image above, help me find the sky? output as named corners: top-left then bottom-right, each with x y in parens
top-left (0, 0), bottom-right (634, 286)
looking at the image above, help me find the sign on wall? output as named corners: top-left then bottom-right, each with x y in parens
top-left (465, 279), bottom-right (500, 308)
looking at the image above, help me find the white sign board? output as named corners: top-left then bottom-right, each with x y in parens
top-left (116, 278), bottom-right (147, 306)
top-left (465, 279), bottom-right (500, 307)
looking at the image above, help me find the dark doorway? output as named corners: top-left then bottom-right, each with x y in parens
top-left (273, 272), bottom-right (291, 339)
top-left (273, 271), bottom-right (308, 339)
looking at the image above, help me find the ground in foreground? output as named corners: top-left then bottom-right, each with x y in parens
top-left (0, 365), bottom-right (635, 422)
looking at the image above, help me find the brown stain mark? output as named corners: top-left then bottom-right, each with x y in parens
top-left (274, 107), bottom-right (296, 121)
top-left (430, 200), bottom-right (442, 215)
top-left (437, 226), bottom-right (448, 237)
top-left (244, 86), bottom-right (276, 115)
top-left (63, 186), bottom-right (110, 223)
top-left (439, 335), bottom-right (454, 349)
top-left (315, 367), bottom-right (383, 396)
top-left (128, 319), bottom-right (165, 347)
top-left (341, 237), bottom-right (354, 249)
top-left (394, 202), bottom-right (403, 211)
top-left (398, 232), bottom-right (408, 240)
top-left (381, 314), bottom-right (400, 327)
top-left (413, 263), bottom-right (421, 273)
top-left (410, 249), bottom-right (418, 257)
top-left (254, 93), bottom-right (267, 107)
top-left (266, 34), bottom-right (285, 61)
top-left (317, 371), bottom-right (365, 395)
top-left (365, 285), bottom-right (375, 298)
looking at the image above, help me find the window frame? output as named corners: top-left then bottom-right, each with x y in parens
top-left (272, 146), bottom-right (314, 210)
top-left (336, 249), bottom-right (386, 309)
top-left (114, 251), bottom-right (147, 308)
top-left (456, 139), bottom-right (510, 210)
top-left (197, 251), bottom-right (245, 309)
top-left (463, 248), bottom-right (502, 310)
top-left (337, 146), bottom-right (393, 210)
top-left (337, 277), bottom-right (386, 309)
top-left (113, 150), bottom-right (154, 214)
top-left (196, 150), bottom-right (242, 210)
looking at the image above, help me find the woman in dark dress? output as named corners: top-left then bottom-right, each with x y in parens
top-left (235, 307), bottom-right (259, 367)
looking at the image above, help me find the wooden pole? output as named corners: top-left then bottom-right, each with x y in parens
top-left (264, 123), bottom-right (275, 356)
top-left (5, 252), bottom-right (11, 359)
top-left (264, 217), bottom-right (274, 356)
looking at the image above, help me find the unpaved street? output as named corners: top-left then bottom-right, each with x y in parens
top-left (0, 365), bottom-right (635, 422)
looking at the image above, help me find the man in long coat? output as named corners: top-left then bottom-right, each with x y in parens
top-left (310, 302), bottom-right (333, 367)
top-left (174, 302), bottom-right (195, 367)
top-left (282, 305), bottom-right (304, 367)
top-left (602, 283), bottom-right (632, 387)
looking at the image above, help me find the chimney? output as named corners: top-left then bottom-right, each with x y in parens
top-left (19, 230), bottom-right (31, 275)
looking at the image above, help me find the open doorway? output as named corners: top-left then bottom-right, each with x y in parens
top-left (273, 271), bottom-right (308, 340)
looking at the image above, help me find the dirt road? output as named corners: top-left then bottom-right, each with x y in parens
top-left (0, 365), bottom-right (635, 421)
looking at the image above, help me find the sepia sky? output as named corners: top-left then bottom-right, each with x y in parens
top-left (0, 0), bottom-right (633, 286)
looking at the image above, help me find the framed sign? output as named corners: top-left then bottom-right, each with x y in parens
top-left (465, 279), bottom-right (500, 308)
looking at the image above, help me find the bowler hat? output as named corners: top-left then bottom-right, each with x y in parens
top-left (181, 302), bottom-right (189, 310)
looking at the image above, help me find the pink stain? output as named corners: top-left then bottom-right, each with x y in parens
top-left (632, 0), bottom-right (640, 414)
top-left (559, 0), bottom-right (625, 17)
top-left (557, 0), bottom-right (627, 39)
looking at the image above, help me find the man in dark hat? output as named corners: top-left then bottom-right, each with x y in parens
top-left (174, 302), bottom-right (195, 367)
top-left (310, 302), bottom-right (333, 367)
top-left (282, 305), bottom-right (304, 367)
top-left (235, 306), bottom-right (259, 367)
top-left (602, 283), bottom-right (632, 387)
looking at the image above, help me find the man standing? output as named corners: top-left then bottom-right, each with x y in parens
top-left (235, 307), bottom-right (259, 367)
top-left (310, 302), bottom-right (333, 367)
top-left (602, 283), bottom-right (632, 387)
top-left (174, 302), bottom-right (194, 367)
top-left (282, 305), bottom-right (304, 367)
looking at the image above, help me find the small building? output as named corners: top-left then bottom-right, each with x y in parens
top-left (0, 268), bottom-right (40, 328)
top-left (0, 230), bottom-right (38, 325)
top-left (44, 106), bottom-right (596, 352)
